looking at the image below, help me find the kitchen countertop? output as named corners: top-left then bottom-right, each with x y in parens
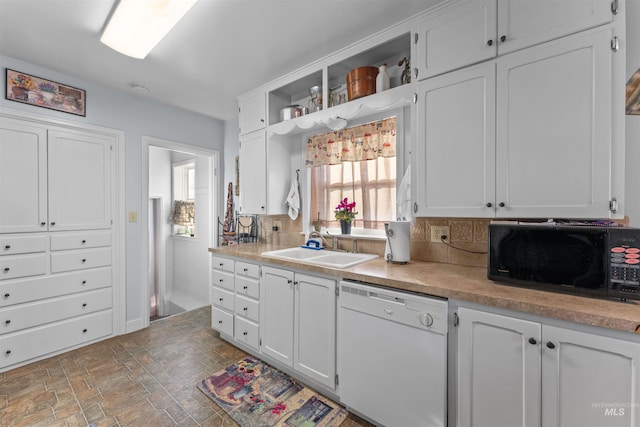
top-left (209, 243), bottom-right (640, 335)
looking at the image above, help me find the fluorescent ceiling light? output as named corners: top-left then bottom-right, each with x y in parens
top-left (101, 0), bottom-right (198, 59)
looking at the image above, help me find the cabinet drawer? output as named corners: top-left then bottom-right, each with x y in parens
top-left (212, 306), bottom-right (233, 336)
top-left (50, 247), bottom-right (111, 273)
top-left (235, 276), bottom-right (259, 299)
top-left (0, 235), bottom-right (47, 256)
top-left (0, 254), bottom-right (46, 281)
top-left (235, 261), bottom-right (259, 279)
top-left (0, 288), bottom-right (112, 334)
top-left (50, 230), bottom-right (111, 250)
top-left (234, 316), bottom-right (259, 351)
top-left (212, 256), bottom-right (234, 273)
top-left (212, 270), bottom-right (234, 292)
top-left (211, 287), bottom-right (234, 311)
top-left (1, 267), bottom-right (111, 308)
top-left (0, 309), bottom-right (112, 370)
top-left (235, 294), bottom-right (259, 323)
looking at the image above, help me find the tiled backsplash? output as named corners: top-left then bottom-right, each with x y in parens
top-left (258, 215), bottom-right (490, 268)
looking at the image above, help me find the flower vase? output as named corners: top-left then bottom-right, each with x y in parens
top-left (340, 220), bottom-right (352, 235)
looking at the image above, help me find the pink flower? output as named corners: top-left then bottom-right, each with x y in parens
top-left (335, 197), bottom-right (358, 222)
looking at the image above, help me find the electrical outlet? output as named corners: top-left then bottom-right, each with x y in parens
top-left (430, 225), bottom-right (450, 243)
top-left (128, 211), bottom-right (137, 223)
top-left (273, 220), bottom-right (282, 231)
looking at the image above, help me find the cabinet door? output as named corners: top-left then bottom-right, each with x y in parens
top-left (542, 325), bottom-right (640, 427)
top-left (457, 307), bottom-right (541, 427)
top-left (294, 273), bottom-right (336, 389)
top-left (415, 0), bottom-right (496, 80)
top-left (497, 0), bottom-right (613, 55)
top-left (414, 62), bottom-right (496, 217)
top-left (0, 119), bottom-right (47, 233)
top-left (238, 92), bottom-right (266, 135)
top-left (48, 129), bottom-right (113, 230)
top-left (260, 266), bottom-right (294, 367)
top-left (495, 28), bottom-right (613, 218)
top-left (238, 131), bottom-right (266, 215)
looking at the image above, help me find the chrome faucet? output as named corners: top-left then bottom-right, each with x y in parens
top-left (309, 230), bottom-right (346, 252)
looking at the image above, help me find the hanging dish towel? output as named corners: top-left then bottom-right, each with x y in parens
top-left (286, 177), bottom-right (300, 220)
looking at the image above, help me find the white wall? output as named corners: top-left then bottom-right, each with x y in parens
top-left (626, 1), bottom-right (640, 227)
top-left (0, 55), bottom-right (226, 328)
top-left (223, 117), bottom-right (240, 219)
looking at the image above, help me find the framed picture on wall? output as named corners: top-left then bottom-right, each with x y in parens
top-left (5, 68), bottom-right (86, 116)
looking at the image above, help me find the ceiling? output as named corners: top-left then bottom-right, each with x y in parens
top-left (0, 0), bottom-right (442, 121)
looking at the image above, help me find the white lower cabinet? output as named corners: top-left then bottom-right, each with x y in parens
top-left (456, 306), bottom-right (640, 427)
top-left (261, 266), bottom-right (337, 389)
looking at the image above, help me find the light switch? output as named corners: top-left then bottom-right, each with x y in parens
top-left (128, 211), bottom-right (137, 222)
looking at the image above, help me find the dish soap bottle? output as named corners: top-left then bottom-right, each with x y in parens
top-left (376, 63), bottom-right (390, 93)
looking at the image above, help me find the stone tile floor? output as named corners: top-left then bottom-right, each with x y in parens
top-left (0, 306), bottom-right (373, 426)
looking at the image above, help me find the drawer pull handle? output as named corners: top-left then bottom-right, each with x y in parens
top-left (82, 240), bottom-right (87, 244)
top-left (243, 307), bottom-right (248, 311)
top-left (5, 320), bottom-right (10, 325)
top-left (3, 293), bottom-right (9, 298)
top-left (82, 303), bottom-right (87, 308)
top-left (3, 268), bottom-right (9, 273)
top-left (5, 350), bottom-right (11, 355)
top-left (51, 222), bottom-right (56, 226)
top-left (4, 245), bottom-right (10, 250)
top-left (219, 263), bottom-right (224, 267)
top-left (243, 268), bottom-right (248, 272)
top-left (243, 331), bottom-right (248, 336)
top-left (243, 286), bottom-right (248, 290)
top-left (82, 259), bottom-right (87, 263)
top-left (82, 329), bottom-right (88, 333)
top-left (41, 222), bottom-right (46, 226)
top-left (219, 298), bottom-right (224, 302)
top-left (82, 280), bottom-right (87, 285)
top-left (218, 320), bottom-right (223, 324)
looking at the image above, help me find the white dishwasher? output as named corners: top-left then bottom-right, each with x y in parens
top-left (338, 280), bottom-right (448, 427)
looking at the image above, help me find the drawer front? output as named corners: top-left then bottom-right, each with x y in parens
top-left (212, 306), bottom-right (233, 336)
top-left (50, 231), bottom-right (112, 251)
top-left (1, 267), bottom-right (112, 308)
top-left (235, 276), bottom-right (259, 299)
top-left (0, 288), bottom-right (112, 334)
top-left (234, 316), bottom-right (260, 350)
top-left (211, 287), bottom-right (234, 311)
top-left (51, 247), bottom-right (111, 273)
top-left (0, 235), bottom-right (47, 256)
top-left (0, 309), bottom-right (112, 369)
top-left (212, 256), bottom-right (234, 273)
top-left (235, 294), bottom-right (259, 323)
top-left (0, 254), bottom-right (46, 281)
top-left (212, 270), bottom-right (234, 292)
top-left (235, 261), bottom-right (259, 279)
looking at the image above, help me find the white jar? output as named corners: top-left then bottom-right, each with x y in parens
top-left (376, 64), bottom-right (390, 93)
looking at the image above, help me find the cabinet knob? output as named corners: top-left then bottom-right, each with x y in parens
top-left (5, 350), bottom-right (11, 355)
top-left (261, 206), bottom-right (265, 210)
top-left (81, 259), bottom-right (87, 263)
top-left (3, 268), bottom-right (9, 273)
top-left (287, 280), bottom-right (293, 284)
top-left (546, 341), bottom-right (556, 349)
top-left (82, 280), bottom-right (87, 285)
top-left (83, 328), bottom-right (88, 333)
top-left (4, 245), bottom-right (10, 250)
top-left (82, 303), bottom-right (87, 308)
top-left (82, 240), bottom-right (87, 244)
top-left (498, 202), bottom-right (505, 207)
top-left (219, 263), bottom-right (224, 267)
top-left (219, 279), bottom-right (224, 283)
top-left (243, 307), bottom-right (248, 311)
top-left (3, 293), bottom-right (9, 298)
top-left (260, 119), bottom-right (265, 123)
top-left (41, 222), bottom-right (46, 226)
top-left (528, 337), bottom-right (537, 345)
top-left (219, 297), bottom-right (224, 302)
top-left (487, 39), bottom-right (493, 46)
top-left (500, 35), bottom-right (507, 42)
top-left (5, 320), bottom-right (10, 325)
top-left (486, 202), bottom-right (492, 208)
top-left (243, 285), bottom-right (248, 290)
top-left (50, 222), bottom-right (56, 226)
top-left (243, 331), bottom-right (248, 336)
top-left (218, 320), bottom-right (223, 324)
top-left (243, 268), bottom-right (248, 272)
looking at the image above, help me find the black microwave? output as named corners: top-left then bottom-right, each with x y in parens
top-left (488, 223), bottom-right (640, 301)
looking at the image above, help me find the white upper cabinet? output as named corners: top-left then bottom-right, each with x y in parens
top-left (238, 92), bottom-right (266, 136)
top-left (495, 27), bottom-right (615, 218)
top-left (415, 0), bottom-right (615, 80)
top-left (48, 130), bottom-right (112, 231)
top-left (414, 62), bottom-right (496, 217)
top-left (238, 131), bottom-right (267, 215)
top-left (0, 119), bottom-right (47, 233)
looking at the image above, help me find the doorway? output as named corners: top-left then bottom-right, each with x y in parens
top-left (141, 136), bottom-right (219, 328)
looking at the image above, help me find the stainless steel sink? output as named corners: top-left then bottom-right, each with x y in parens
top-left (262, 247), bottom-right (378, 268)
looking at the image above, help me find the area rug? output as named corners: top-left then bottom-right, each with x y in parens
top-left (197, 356), bottom-right (349, 427)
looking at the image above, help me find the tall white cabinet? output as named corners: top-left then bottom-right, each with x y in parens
top-left (0, 114), bottom-right (118, 372)
top-left (456, 306), bottom-right (640, 427)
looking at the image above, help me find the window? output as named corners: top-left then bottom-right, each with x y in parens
top-left (170, 160), bottom-right (195, 235)
top-left (307, 117), bottom-right (397, 232)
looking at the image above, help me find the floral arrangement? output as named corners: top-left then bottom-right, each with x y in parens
top-left (38, 82), bottom-right (57, 93)
top-left (335, 197), bottom-right (357, 222)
